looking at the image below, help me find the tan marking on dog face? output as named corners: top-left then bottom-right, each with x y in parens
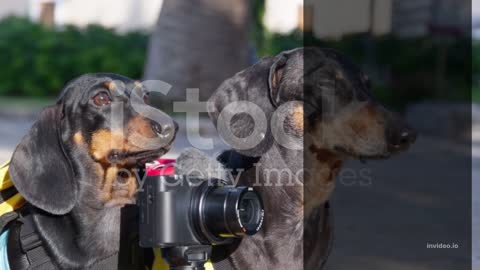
top-left (348, 103), bottom-right (379, 135)
top-left (126, 173), bottom-right (138, 198)
top-left (124, 116), bottom-right (165, 152)
top-left (271, 69), bottom-right (282, 90)
top-left (90, 162), bottom-right (141, 206)
top-left (127, 116), bottom-right (157, 139)
top-left (88, 116), bottom-right (169, 206)
top-left (303, 102), bottom-right (386, 209)
top-left (344, 103), bottom-right (385, 150)
top-left (101, 166), bottom-right (118, 202)
top-left (89, 123), bottom-right (158, 163)
top-left (291, 105), bottom-right (304, 131)
top-left (90, 130), bottom-right (127, 162)
top-left (73, 132), bottom-right (84, 145)
top-left (309, 101), bottom-right (387, 157)
top-left (104, 81), bottom-right (116, 91)
top-left (109, 168), bottom-right (138, 205)
top-left (92, 162), bottom-right (105, 180)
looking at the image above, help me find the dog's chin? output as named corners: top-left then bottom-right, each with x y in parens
top-left (104, 198), bottom-right (136, 208)
top-left (100, 146), bottom-right (173, 208)
top-left (133, 151), bottom-right (165, 166)
top-left (333, 146), bottom-right (391, 162)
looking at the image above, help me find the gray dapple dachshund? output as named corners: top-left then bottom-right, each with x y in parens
top-left (208, 47), bottom-right (416, 270)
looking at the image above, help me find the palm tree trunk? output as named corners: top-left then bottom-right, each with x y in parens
top-left (144, 0), bottom-right (250, 101)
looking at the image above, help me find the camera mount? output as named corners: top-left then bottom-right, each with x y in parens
top-left (161, 245), bottom-right (212, 270)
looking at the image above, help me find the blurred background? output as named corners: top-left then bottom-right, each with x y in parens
top-left (0, 0), bottom-right (473, 269)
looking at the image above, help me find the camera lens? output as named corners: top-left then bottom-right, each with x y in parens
top-left (238, 191), bottom-right (263, 233)
top-left (199, 186), bottom-right (264, 241)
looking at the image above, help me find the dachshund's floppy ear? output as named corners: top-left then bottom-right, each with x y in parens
top-left (10, 105), bottom-right (77, 215)
top-left (268, 54), bottom-right (287, 107)
top-left (268, 50), bottom-right (304, 108)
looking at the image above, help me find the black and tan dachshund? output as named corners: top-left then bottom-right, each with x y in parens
top-left (5, 73), bottom-right (177, 269)
top-left (208, 47), bottom-right (416, 269)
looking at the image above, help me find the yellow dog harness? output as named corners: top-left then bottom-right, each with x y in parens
top-left (0, 161), bottom-right (26, 217)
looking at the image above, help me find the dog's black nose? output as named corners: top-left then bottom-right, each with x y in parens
top-left (386, 125), bottom-right (417, 153)
top-left (151, 121), bottom-right (178, 137)
top-left (151, 121), bottom-right (163, 136)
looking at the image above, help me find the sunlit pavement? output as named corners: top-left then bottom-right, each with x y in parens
top-left (0, 115), bottom-right (477, 269)
top-left (0, 117), bottom-right (34, 162)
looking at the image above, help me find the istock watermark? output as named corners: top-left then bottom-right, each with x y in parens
top-left (108, 80), bottom-right (308, 153)
top-left (104, 79), bottom-right (392, 166)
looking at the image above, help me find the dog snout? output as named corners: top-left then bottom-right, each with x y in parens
top-left (386, 120), bottom-right (417, 153)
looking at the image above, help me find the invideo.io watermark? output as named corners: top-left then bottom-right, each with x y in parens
top-left (426, 242), bottom-right (459, 249)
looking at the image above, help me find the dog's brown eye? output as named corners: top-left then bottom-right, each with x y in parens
top-left (92, 92), bottom-right (111, 106)
top-left (143, 92), bottom-right (150, 104)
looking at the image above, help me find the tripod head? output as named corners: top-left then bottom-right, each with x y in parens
top-left (161, 245), bottom-right (212, 270)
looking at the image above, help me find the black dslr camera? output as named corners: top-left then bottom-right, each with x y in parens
top-left (138, 174), bottom-right (264, 270)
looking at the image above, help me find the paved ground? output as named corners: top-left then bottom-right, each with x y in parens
top-left (0, 117), bottom-right (34, 162)
top-left (0, 114), bottom-right (476, 270)
top-left (326, 136), bottom-right (472, 270)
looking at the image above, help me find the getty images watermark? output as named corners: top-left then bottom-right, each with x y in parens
top-left (123, 164), bottom-right (373, 192)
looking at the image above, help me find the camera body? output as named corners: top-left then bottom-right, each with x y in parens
top-left (138, 174), bottom-right (264, 248)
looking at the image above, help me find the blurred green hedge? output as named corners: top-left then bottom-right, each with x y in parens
top-left (0, 17), bottom-right (148, 97)
top-left (252, 1), bottom-right (470, 108)
top-left (0, 15), bottom-right (472, 107)
top-left (254, 30), bottom-right (471, 109)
